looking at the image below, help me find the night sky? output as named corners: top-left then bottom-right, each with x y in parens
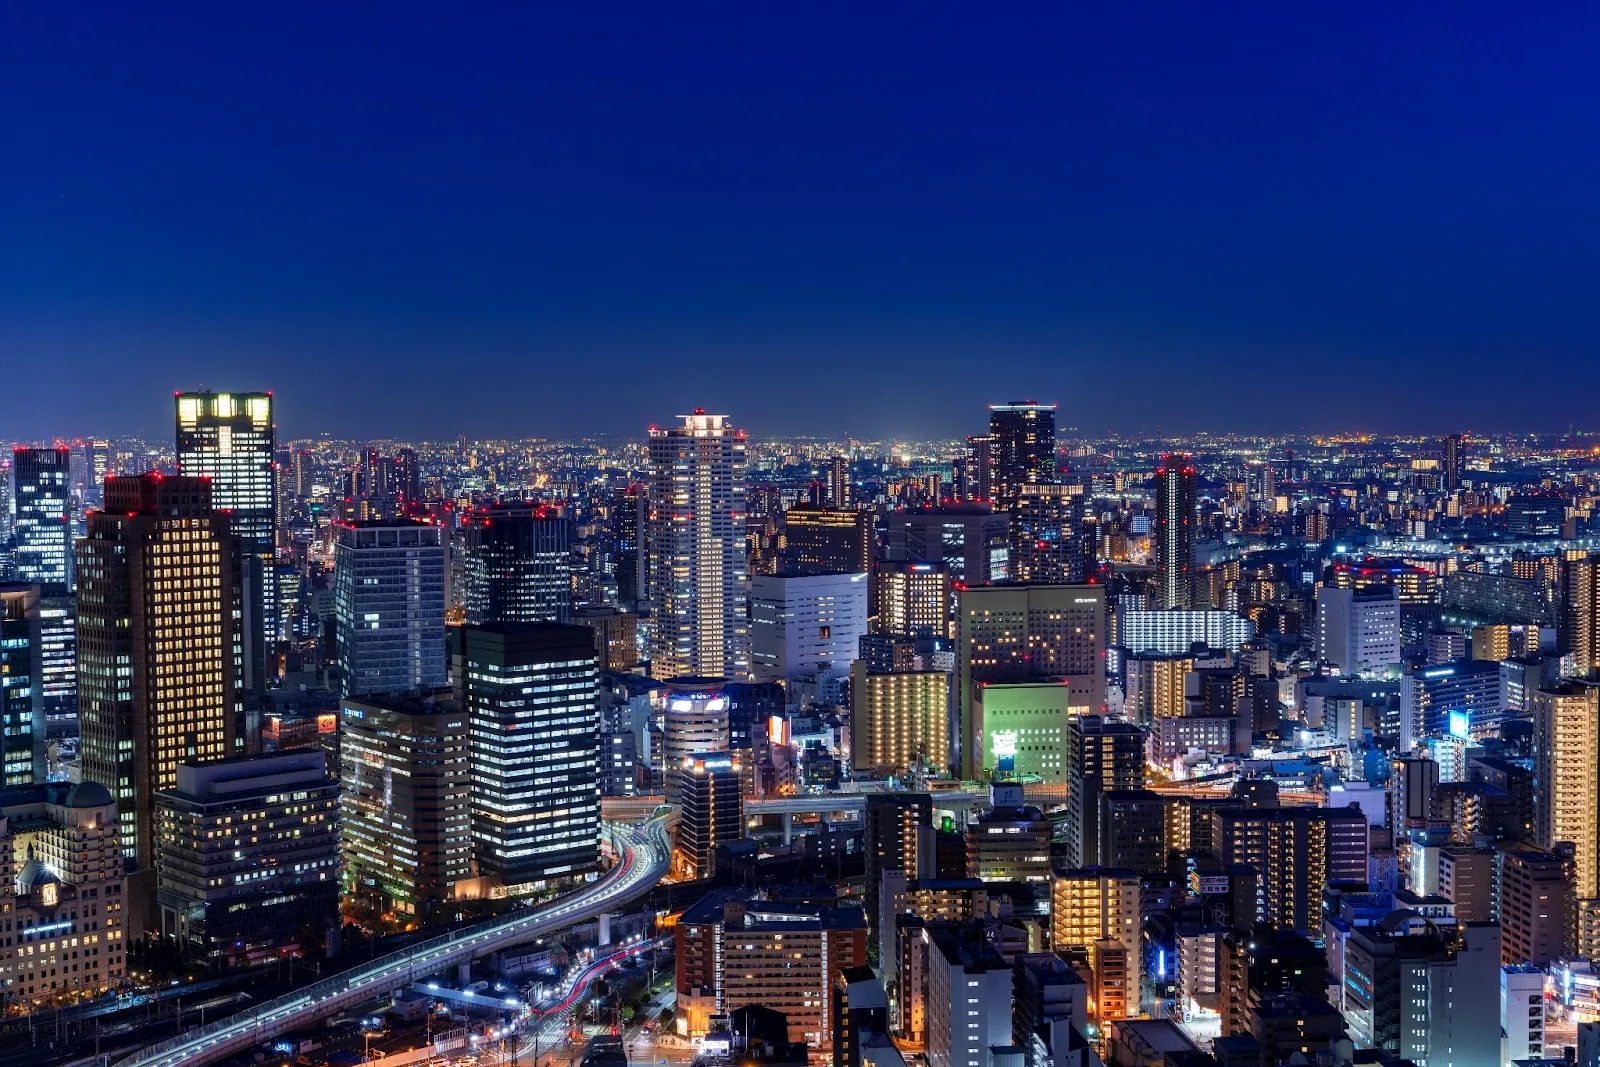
top-left (5, 3), bottom-right (1599, 442)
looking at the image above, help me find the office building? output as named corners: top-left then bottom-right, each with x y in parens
top-left (968, 784), bottom-right (1051, 886)
top-left (988, 401), bottom-right (1057, 511)
top-left (643, 411), bottom-right (749, 680)
top-left (1315, 585), bottom-right (1402, 676)
top-left (572, 607), bottom-right (640, 671)
top-left (1010, 484), bottom-right (1085, 585)
top-left (154, 750), bottom-right (340, 966)
top-left (1050, 867), bottom-right (1140, 959)
top-left (662, 677), bottom-right (730, 802)
top-left (921, 923), bottom-right (1013, 1067)
top-left (1399, 658), bottom-right (1503, 748)
top-left (1338, 920), bottom-right (1500, 1067)
top-left (850, 661), bottom-right (950, 776)
top-left (883, 505), bottom-right (1011, 585)
top-left (1507, 494), bottom-right (1565, 538)
top-left (36, 594), bottom-right (77, 734)
top-left (1115, 606), bottom-right (1255, 655)
top-left (674, 890), bottom-right (868, 1049)
top-left (974, 681), bottom-right (1075, 785)
top-left (1067, 716), bottom-right (1146, 869)
top-left (782, 504), bottom-right (873, 576)
top-left (461, 504), bottom-right (573, 625)
top-left (608, 483), bottom-right (642, 607)
top-left (332, 520), bottom-right (447, 697)
top-left (1435, 845), bottom-right (1495, 922)
top-left (76, 474), bottom-right (244, 927)
top-left (452, 623), bottom-right (600, 890)
top-left (0, 781), bottom-right (126, 1005)
top-left (0, 583), bottom-right (42, 784)
top-left (1096, 790), bottom-right (1168, 874)
top-left (176, 392), bottom-right (278, 681)
top-left (750, 571), bottom-right (869, 687)
top-left (957, 583), bottom-right (1105, 779)
top-left (1533, 680), bottom-right (1600, 955)
top-left (1498, 843), bottom-right (1571, 966)
top-left (1153, 455), bottom-right (1197, 609)
top-left (339, 693), bottom-right (470, 919)
top-left (874, 561), bottom-right (951, 640)
top-left (11, 447), bottom-right (72, 589)
top-left (675, 751), bottom-right (742, 880)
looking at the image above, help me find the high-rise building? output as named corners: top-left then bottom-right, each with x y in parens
top-left (956, 583), bottom-right (1105, 779)
top-left (781, 504), bottom-right (873, 576)
top-left (1209, 806), bottom-right (1368, 934)
top-left (988, 402), bottom-right (1057, 511)
top-left (974, 681), bottom-right (1075, 784)
top-left (451, 623), bottom-right (600, 889)
top-left (662, 677), bottom-right (730, 803)
top-left (921, 923), bottom-right (1013, 1067)
top-left (0, 583), bottom-right (43, 784)
top-left (750, 571), bottom-right (869, 687)
top-left (826, 455), bottom-right (853, 511)
top-left (176, 392), bottom-right (278, 681)
top-left (0, 781), bottom-right (127, 1005)
top-left (873, 561), bottom-right (951, 640)
top-left (1153, 455), bottom-right (1197, 609)
top-left (1010, 484), bottom-right (1085, 584)
top-left (1564, 552), bottom-right (1600, 677)
top-left (1115, 605), bottom-right (1255, 655)
top-left (1533, 680), bottom-right (1600, 955)
top-left (12, 447), bottom-right (72, 589)
top-left (1315, 585), bottom-right (1402, 676)
top-left (37, 593), bottom-right (78, 732)
top-left (1067, 716), bottom-right (1146, 869)
top-left (333, 520), bottom-right (447, 697)
top-left (961, 434), bottom-right (994, 503)
top-left (462, 504), bottom-right (573, 625)
top-left (76, 473), bottom-right (245, 926)
top-left (393, 448), bottom-right (421, 509)
top-left (643, 412), bottom-right (749, 680)
top-left (967, 785), bottom-right (1051, 886)
top-left (1498, 842), bottom-right (1571, 966)
top-left (849, 660), bottom-right (949, 777)
top-left (339, 693), bottom-right (470, 920)
top-left (882, 505), bottom-right (1010, 585)
top-left (1442, 434), bottom-right (1464, 493)
top-left (675, 751), bottom-right (742, 880)
top-left (864, 793), bottom-right (933, 932)
top-left (1122, 652), bottom-right (1193, 724)
top-left (609, 483), bottom-right (643, 607)
top-left (572, 607), bottom-right (640, 671)
top-left (154, 750), bottom-right (341, 966)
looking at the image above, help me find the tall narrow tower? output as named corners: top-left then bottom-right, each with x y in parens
top-left (987, 401), bottom-right (1057, 511)
top-left (176, 391), bottom-right (277, 687)
top-left (1154, 454), bottom-right (1196, 609)
top-left (643, 411), bottom-right (749, 679)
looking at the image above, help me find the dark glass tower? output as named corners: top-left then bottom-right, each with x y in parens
top-left (463, 504), bottom-right (573, 624)
top-left (12, 447), bottom-right (73, 589)
top-left (1154, 454), bottom-right (1197, 609)
top-left (987, 401), bottom-right (1057, 511)
top-left (0, 583), bottom-right (43, 784)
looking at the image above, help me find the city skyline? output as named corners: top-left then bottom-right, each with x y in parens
top-left (9, 6), bottom-right (1600, 440)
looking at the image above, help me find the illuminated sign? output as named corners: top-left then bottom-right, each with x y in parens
top-left (1448, 711), bottom-right (1471, 739)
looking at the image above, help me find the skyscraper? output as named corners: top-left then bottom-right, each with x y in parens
top-left (176, 392), bottom-right (278, 685)
top-left (1009, 483), bottom-right (1086, 584)
top-left (76, 474), bottom-right (244, 926)
top-left (827, 454), bottom-right (853, 510)
top-left (12, 447), bottom-right (72, 589)
top-left (452, 622), bottom-right (600, 889)
top-left (782, 503), bottom-right (873, 575)
top-left (1533, 680), bottom-right (1600, 956)
top-left (1442, 433), bottom-right (1464, 492)
top-left (609, 483), bottom-right (643, 606)
top-left (462, 504), bottom-right (573, 624)
top-left (961, 434), bottom-right (994, 503)
top-left (333, 520), bottom-right (448, 697)
top-left (643, 411), bottom-right (749, 679)
top-left (1154, 454), bottom-right (1197, 609)
top-left (675, 751), bottom-right (742, 880)
top-left (987, 401), bottom-right (1056, 511)
top-left (882, 504), bottom-right (1011, 585)
top-left (1563, 551), bottom-right (1599, 678)
top-left (0, 583), bottom-right (43, 784)
top-left (956, 583), bottom-right (1105, 779)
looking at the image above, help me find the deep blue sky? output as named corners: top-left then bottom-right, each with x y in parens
top-left (4, 3), bottom-right (1599, 442)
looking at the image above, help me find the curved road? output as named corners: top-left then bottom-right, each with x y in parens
top-left (113, 818), bottom-right (670, 1067)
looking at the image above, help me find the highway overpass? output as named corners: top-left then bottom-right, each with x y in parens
top-left (112, 818), bottom-right (670, 1067)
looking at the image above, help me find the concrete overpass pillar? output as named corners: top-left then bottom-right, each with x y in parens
top-left (458, 961), bottom-right (472, 987)
top-left (599, 912), bottom-right (614, 947)
top-left (783, 812), bottom-right (793, 845)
